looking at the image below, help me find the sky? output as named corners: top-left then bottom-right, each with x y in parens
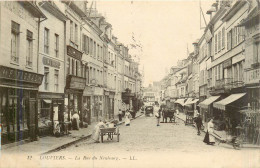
top-left (95, 0), bottom-right (214, 87)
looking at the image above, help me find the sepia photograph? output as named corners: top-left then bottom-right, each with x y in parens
top-left (0, 0), bottom-right (259, 167)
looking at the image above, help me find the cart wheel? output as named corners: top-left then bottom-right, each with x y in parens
top-left (117, 133), bottom-right (120, 142)
top-left (101, 133), bottom-right (103, 143)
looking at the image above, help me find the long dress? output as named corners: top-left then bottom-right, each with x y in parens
top-left (91, 122), bottom-right (106, 142)
top-left (203, 121), bottom-right (215, 144)
top-left (125, 112), bottom-right (131, 126)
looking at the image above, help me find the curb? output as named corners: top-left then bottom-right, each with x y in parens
top-left (42, 113), bottom-right (143, 155)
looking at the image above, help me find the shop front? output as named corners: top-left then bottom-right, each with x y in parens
top-left (65, 75), bottom-right (86, 127)
top-left (104, 90), bottom-right (115, 120)
top-left (0, 65), bottom-right (43, 144)
top-left (198, 96), bottom-right (221, 122)
top-left (213, 93), bottom-right (247, 134)
top-left (37, 92), bottom-right (64, 136)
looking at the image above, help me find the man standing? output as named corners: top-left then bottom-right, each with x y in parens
top-left (194, 114), bottom-right (203, 135)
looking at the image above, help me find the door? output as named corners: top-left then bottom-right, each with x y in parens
top-left (29, 99), bottom-right (37, 141)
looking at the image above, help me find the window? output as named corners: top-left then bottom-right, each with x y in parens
top-left (44, 28), bottom-right (49, 54)
top-left (100, 47), bottom-right (103, 61)
top-left (254, 42), bottom-right (260, 63)
top-left (90, 38), bottom-right (93, 55)
top-left (218, 31), bottom-right (221, 52)
top-left (67, 57), bottom-right (70, 75)
top-left (215, 34), bottom-right (217, 54)
top-left (44, 67), bottom-right (49, 90)
top-left (97, 44), bottom-right (100, 60)
top-left (238, 61), bottom-right (243, 81)
top-left (82, 35), bottom-right (89, 54)
top-left (26, 30), bottom-right (33, 67)
top-left (70, 21), bottom-right (73, 41)
top-left (222, 27), bottom-right (225, 49)
top-left (232, 28), bottom-right (236, 48)
top-left (94, 41), bottom-right (96, 58)
top-left (54, 34), bottom-right (59, 57)
top-left (11, 21), bottom-right (20, 63)
top-left (74, 24), bottom-right (78, 43)
top-left (54, 70), bottom-right (59, 92)
top-left (227, 30), bottom-right (232, 50)
top-left (72, 59), bottom-right (75, 75)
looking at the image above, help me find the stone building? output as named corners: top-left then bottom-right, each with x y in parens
top-left (0, 1), bottom-right (45, 144)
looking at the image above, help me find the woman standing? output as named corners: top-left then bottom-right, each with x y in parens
top-left (203, 119), bottom-right (215, 145)
top-left (125, 110), bottom-right (132, 126)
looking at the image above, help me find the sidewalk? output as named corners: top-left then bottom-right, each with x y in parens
top-left (2, 111), bottom-right (143, 155)
top-left (175, 112), bottom-right (260, 148)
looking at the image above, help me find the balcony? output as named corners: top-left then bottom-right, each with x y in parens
top-left (215, 78), bottom-right (244, 90)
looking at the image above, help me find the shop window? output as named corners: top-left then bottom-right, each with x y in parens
top-left (0, 90), bottom-right (7, 133)
top-left (38, 99), bottom-right (51, 128)
top-left (44, 67), bottom-right (49, 90)
top-left (11, 21), bottom-right (20, 63)
top-left (26, 30), bottom-right (33, 67)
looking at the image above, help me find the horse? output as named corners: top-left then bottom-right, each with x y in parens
top-left (162, 108), bottom-right (175, 123)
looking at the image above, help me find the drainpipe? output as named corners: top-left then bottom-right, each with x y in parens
top-left (37, 17), bottom-right (47, 74)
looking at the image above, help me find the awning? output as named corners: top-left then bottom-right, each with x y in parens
top-left (199, 96), bottom-right (220, 109)
top-left (213, 93), bottom-right (246, 111)
top-left (185, 99), bottom-right (199, 106)
top-left (174, 99), bottom-right (185, 106)
top-left (184, 98), bottom-right (193, 106)
top-left (43, 99), bottom-right (52, 104)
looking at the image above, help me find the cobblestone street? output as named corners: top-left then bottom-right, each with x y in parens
top-left (45, 115), bottom-right (259, 168)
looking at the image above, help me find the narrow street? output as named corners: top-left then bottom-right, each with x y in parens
top-left (43, 115), bottom-right (259, 168)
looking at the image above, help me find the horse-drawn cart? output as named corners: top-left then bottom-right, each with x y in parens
top-left (100, 127), bottom-right (120, 143)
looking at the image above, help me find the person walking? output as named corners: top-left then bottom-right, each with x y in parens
top-left (125, 110), bottom-right (132, 126)
top-left (118, 109), bottom-right (122, 121)
top-left (203, 119), bottom-right (216, 145)
top-left (71, 111), bottom-right (80, 130)
top-left (194, 113), bottom-right (203, 135)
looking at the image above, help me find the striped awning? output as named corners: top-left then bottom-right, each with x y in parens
top-left (174, 99), bottom-right (185, 106)
top-left (198, 96), bottom-right (220, 109)
top-left (185, 99), bottom-right (199, 106)
top-left (213, 93), bottom-right (246, 111)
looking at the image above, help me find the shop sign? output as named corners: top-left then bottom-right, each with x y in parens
top-left (43, 57), bottom-right (60, 69)
top-left (67, 45), bottom-right (82, 60)
top-left (245, 68), bottom-right (260, 84)
top-left (0, 65), bottom-right (43, 85)
top-left (223, 58), bottom-right (232, 68)
top-left (66, 75), bottom-right (86, 90)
